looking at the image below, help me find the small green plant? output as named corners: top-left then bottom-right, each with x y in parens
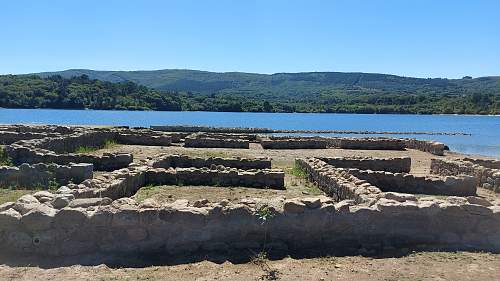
top-left (74, 145), bottom-right (98, 154)
top-left (47, 178), bottom-right (59, 191)
top-left (0, 147), bottom-right (13, 166)
top-left (73, 139), bottom-right (119, 154)
top-left (251, 250), bottom-right (279, 281)
top-left (290, 164), bottom-right (307, 178)
top-left (256, 205), bottom-right (275, 224)
top-left (103, 139), bottom-right (118, 149)
top-left (0, 188), bottom-right (35, 205)
top-left (254, 204), bottom-right (279, 280)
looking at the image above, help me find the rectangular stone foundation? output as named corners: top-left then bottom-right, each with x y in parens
top-left (431, 158), bottom-right (500, 193)
top-left (149, 154), bottom-right (271, 170)
top-left (318, 156), bottom-right (411, 173)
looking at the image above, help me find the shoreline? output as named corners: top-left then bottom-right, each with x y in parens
top-left (1, 107), bottom-right (499, 116)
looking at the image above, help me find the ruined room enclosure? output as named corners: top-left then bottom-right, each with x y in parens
top-left (0, 125), bottom-right (499, 262)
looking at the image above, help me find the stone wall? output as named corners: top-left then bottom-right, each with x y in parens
top-left (318, 156), bottom-right (411, 173)
top-left (261, 136), bottom-right (406, 150)
top-left (348, 168), bottom-right (476, 196)
top-left (0, 162), bottom-right (93, 187)
top-left (184, 135), bottom-right (249, 149)
top-left (0, 125), bottom-right (74, 134)
top-left (149, 154), bottom-right (271, 170)
top-left (66, 165), bottom-right (285, 199)
top-left (431, 158), bottom-right (500, 193)
top-left (5, 143), bottom-right (132, 172)
top-left (116, 133), bottom-right (171, 146)
top-left (404, 139), bottom-right (446, 156)
top-left (0, 192), bottom-right (498, 259)
top-left (150, 125), bottom-right (273, 134)
top-left (3, 128), bottom-right (184, 170)
top-left (295, 158), bottom-right (382, 203)
top-left (298, 157), bottom-right (477, 198)
top-left (329, 137), bottom-right (406, 150)
top-left (463, 158), bottom-right (500, 170)
top-left (0, 132), bottom-right (62, 145)
top-left (261, 138), bottom-right (328, 149)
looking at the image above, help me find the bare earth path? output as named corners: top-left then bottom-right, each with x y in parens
top-left (1, 252), bottom-right (499, 281)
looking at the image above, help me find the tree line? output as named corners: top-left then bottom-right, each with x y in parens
top-left (0, 74), bottom-right (498, 114)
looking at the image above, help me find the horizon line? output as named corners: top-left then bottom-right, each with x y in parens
top-left (4, 68), bottom-right (499, 80)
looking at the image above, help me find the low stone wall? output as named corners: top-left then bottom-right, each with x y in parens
top-left (150, 125), bottom-right (273, 134)
top-left (162, 132), bottom-right (191, 143)
top-left (0, 125), bottom-right (74, 134)
top-left (261, 136), bottom-right (447, 155)
top-left (184, 136), bottom-right (249, 149)
top-left (3, 128), bottom-right (186, 170)
top-left (431, 159), bottom-right (500, 193)
top-left (66, 165), bottom-right (285, 199)
top-left (33, 130), bottom-right (117, 154)
top-left (348, 169), bottom-right (476, 196)
top-left (149, 154), bottom-right (271, 170)
top-left (0, 132), bottom-right (63, 145)
top-left (318, 156), bottom-right (411, 173)
top-left (403, 139), bottom-right (446, 156)
top-left (116, 133), bottom-right (171, 146)
top-left (329, 138), bottom-right (406, 150)
top-left (5, 144), bottom-right (132, 172)
top-left (261, 137), bottom-right (406, 150)
top-left (295, 158), bottom-right (382, 203)
top-left (191, 132), bottom-right (257, 141)
top-left (147, 167), bottom-right (285, 190)
top-left (298, 157), bottom-right (477, 198)
top-left (463, 158), bottom-right (500, 170)
top-left (261, 139), bottom-right (328, 149)
top-left (0, 163), bottom-right (93, 187)
top-left (1, 192), bottom-right (498, 259)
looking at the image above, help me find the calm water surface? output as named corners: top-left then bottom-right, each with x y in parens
top-left (0, 109), bottom-right (498, 157)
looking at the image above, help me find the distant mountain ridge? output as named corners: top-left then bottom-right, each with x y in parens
top-left (0, 68), bottom-right (493, 114)
top-left (33, 69), bottom-right (500, 96)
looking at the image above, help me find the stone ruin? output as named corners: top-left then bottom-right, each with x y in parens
top-left (0, 162), bottom-right (93, 188)
top-left (431, 158), bottom-right (500, 193)
top-left (184, 133), bottom-right (251, 149)
top-left (0, 125), bottom-right (499, 262)
top-left (257, 135), bottom-right (446, 155)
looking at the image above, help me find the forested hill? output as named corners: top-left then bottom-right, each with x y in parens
top-left (36, 69), bottom-right (500, 97)
top-left (0, 69), bottom-right (497, 114)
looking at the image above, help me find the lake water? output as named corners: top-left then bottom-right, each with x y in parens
top-left (0, 109), bottom-right (499, 157)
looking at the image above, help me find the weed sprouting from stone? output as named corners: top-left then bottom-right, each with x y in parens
top-left (257, 205), bottom-right (275, 225)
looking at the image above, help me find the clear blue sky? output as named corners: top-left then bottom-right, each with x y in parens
top-left (1, 0), bottom-right (499, 78)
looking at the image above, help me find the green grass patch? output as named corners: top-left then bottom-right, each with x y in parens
top-left (0, 147), bottom-right (13, 166)
top-left (302, 183), bottom-right (323, 195)
top-left (74, 139), bottom-right (119, 154)
top-left (74, 146), bottom-right (99, 153)
top-left (133, 184), bottom-right (161, 203)
top-left (0, 188), bottom-right (35, 205)
top-left (290, 164), bottom-right (307, 178)
top-left (285, 163), bottom-right (323, 195)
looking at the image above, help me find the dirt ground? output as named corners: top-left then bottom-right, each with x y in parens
top-left (1, 252), bottom-right (499, 281)
top-left (96, 144), bottom-right (500, 202)
top-left (93, 143), bottom-right (437, 175)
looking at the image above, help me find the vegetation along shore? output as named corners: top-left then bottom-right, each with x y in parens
top-left (0, 69), bottom-right (498, 114)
